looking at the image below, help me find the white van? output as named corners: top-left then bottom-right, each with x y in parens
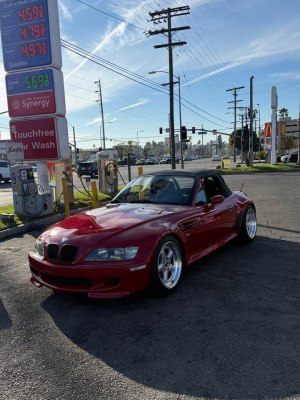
top-left (0, 161), bottom-right (11, 183)
top-left (212, 155), bottom-right (221, 161)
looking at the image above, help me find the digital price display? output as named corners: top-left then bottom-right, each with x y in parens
top-left (5, 68), bottom-right (62, 118)
top-left (0, 0), bottom-right (56, 72)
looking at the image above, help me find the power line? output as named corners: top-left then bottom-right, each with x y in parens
top-left (76, 0), bottom-right (147, 31)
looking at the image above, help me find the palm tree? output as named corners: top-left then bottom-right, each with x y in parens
top-left (279, 108), bottom-right (289, 119)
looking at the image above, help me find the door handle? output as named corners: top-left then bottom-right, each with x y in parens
top-left (228, 205), bottom-right (233, 211)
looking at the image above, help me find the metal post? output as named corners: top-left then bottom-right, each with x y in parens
top-left (73, 126), bottom-right (77, 165)
top-left (168, 11), bottom-right (176, 170)
top-left (127, 153), bottom-right (131, 182)
top-left (178, 75), bottom-right (184, 170)
top-left (61, 177), bottom-right (70, 218)
top-left (298, 101), bottom-right (300, 165)
top-left (249, 76), bottom-right (254, 167)
top-left (258, 104), bottom-right (261, 162)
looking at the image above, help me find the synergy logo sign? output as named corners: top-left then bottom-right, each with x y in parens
top-left (6, 68), bottom-right (57, 117)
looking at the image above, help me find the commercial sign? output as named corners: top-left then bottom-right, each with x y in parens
top-left (10, 116), bottom-right (70, 161)
top-left (6, 68), bottom-right (66, 117)
top-left (264, 122), bottom-right (286, 138)
top-left (0, 140), bottom-right (24, 160)
top-left (47, 162), bottom-right (56, 187)
top-left (0, 0), bottom-right (62, 72)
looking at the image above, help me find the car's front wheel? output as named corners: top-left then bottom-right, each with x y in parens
top-left (239, 205), bottom-right (257, 243)
top-left (149, 236), bottom-right (183, 295)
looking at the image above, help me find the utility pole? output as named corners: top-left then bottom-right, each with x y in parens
top-left (257, 104), bottom-right (261, 162)
top-left (149, 6), bottom-right (190, 169)
top-left (249, 76), bottom-right (254, 167)
top-left (178, 75), bottom-right (184, 170)
top-left (227, 86), bottom-right (245, 163)
top-left (95, 79), bottom-right (105, 149)
top-left (298, 100), bottom-right (300, 165)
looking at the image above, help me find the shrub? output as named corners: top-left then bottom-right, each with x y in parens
top-left (216, 165), bottom-right (222, 170)
top-left (236, 164), bottom-right (242, 168)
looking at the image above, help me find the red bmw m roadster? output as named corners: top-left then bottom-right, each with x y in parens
top-left (29, 170), bottom-right (256, 298)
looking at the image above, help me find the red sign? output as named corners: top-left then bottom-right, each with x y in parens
top-left (264, 122), bottom-right (287, 138)
top-left (8, 90), bottom-right (56, 117)
top-left (10, 118), bottom-right (59, 160)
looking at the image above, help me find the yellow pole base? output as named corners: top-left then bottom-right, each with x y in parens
top-left (91, 181), bottom-right (100, 209)
top-left (138, 166), bottom-right (143, 176)
top-left (61, 177), bottom-right (71, 218)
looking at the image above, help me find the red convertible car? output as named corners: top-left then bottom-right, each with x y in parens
top-left (29, 171), bottom-right (257, 298)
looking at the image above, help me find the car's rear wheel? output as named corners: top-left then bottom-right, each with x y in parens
top-left (0, 174), bottom-right (2, 183)
top-left (239, 205), bottom-right (257, 243)
top-left (149, 236), bottom-right (183, 295)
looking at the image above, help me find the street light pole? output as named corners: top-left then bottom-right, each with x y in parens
top-left (257, 103), bottom-right (261, 162)
top-left (68, 123), bottom-right (77, 164)
top-left (137, 130), bottom-right (143, 157)
top-left (100, 121), bottom-right (113, 149)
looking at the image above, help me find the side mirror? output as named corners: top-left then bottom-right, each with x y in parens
top-left (210, 195), bottom-right (225, 205)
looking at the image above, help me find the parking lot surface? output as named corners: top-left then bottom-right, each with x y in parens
top-left (0, 172), bottom-right (300, 400)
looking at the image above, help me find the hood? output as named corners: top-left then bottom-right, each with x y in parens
top-left (42, 203), bottom-right (187, 244)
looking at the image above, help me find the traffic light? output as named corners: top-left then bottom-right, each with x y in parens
top-left (242, 125), bottom-right (249, 152)
top-left (76, 148), bottom-right (79, 154)
top-left (181, 126), bottom-right (187, 140)
top-left (159, 127), bottom-right (163, 134)
top-left (192, 127), bottom-right (196, 134)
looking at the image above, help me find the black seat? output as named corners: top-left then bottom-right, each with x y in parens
top-left (204, 179), bottom-right (219, 201)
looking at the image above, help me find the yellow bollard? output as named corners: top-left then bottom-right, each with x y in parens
top-left (61, 177), bottom-right (70, 218)
top-left (138, 166), bottom-right (143, 176)
top-left (138, 167), bottom-right (144, 199)
top-left (91, 181), bottom-right (100, 209)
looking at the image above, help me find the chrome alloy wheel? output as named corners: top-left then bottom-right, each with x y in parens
top-left (246, 208), bottom-right (257, 239)
top-left (158, 241), bottom-right (182, 289)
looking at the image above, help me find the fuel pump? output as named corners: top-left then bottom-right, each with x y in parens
top-left (11, 164), bottom-right (53, 217)
top-left (48, 161), bottom-right (74, 204)
top-left (96, 150), bottom-right (119, 194)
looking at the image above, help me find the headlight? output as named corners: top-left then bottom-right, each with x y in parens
top-left (85, 247), bottom-right (139, 262)
top-left (34, 239), bottom-right (44, 257)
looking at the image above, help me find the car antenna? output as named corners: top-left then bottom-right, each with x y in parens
top-left (239, 182), bottom-right (245, 193)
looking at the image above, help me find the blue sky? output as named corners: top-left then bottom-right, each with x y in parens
top-left (1, 0), bottom-right (300, 149)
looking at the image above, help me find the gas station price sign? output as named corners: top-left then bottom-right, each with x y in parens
top-left (0, 0), bottom-right (62, 72)
top-left (6, 68), bottom-right (66, 117)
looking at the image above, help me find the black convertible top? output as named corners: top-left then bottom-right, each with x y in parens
top-left (143, 170), bottom-right (232, 198)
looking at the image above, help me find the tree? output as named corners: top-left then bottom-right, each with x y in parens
top-left (229, 129), bottom-right (259, 152)
top-left (281, 135), bottom-right (297, 153)
top-left (217, 135), bottom-right (222, 153)
top-left (80, 151), bottom-right (90, 161)
top-left (279, 108), bottom-right (289, 119)
top-left (142, 143), bottom-right (151, 159)
top-left (114, 143), bottom-right (128, 164)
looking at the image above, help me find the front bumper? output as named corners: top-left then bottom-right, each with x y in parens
top-left (29, 252), bottom-right (152, 298)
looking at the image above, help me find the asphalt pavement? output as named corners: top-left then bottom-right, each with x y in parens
top-left (1, 172), bottom-right (300, 399)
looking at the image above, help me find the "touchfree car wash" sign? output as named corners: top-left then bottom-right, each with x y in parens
top-left (10, 116), bottom-right (70, 161)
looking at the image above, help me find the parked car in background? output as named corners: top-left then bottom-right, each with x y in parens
top-left (212, 155), bottom-right (221, 161)
top-left (288, 152), bottom-right (298, 163)
top-left (136, 159), bottom-right (147, 165)
top-left (159, 159), bottom-right (168, 164)
top-left (146, 158), bottom-right (157, 165)
top-left (0, 160), bottom-right (11, 183)
top-left (77, 162), bottom-right (98, 178)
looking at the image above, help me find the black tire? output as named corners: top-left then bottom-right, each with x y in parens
top-left (239, 205), bottom-right (257, 243)
top-left (91, 171), bottom-right (96, 178)
top-left (148, 236), bottom-right (183, 296)
top-left (0, 174), bottom-right (2, 183)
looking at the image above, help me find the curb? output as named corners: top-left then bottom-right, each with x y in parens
top-left (0, 201), bottom-right (111, 241)
top-left (215, 169), bottom-right (300, 176)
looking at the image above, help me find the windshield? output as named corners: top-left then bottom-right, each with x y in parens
top-left (112, 175), bottom-right (197, 206)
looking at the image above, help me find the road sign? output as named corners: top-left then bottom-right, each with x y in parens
top-left (10, 116), bottom-right (70, 161)
top-left (6, 68), bottom-right (66, 117)
top-left (198, 131), bottom-right (207, 135)
top-left (0, 0), bottom-right (62, 72)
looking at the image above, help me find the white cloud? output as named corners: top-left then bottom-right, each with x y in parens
top-left (59, 0), bottom-right (73, 21)
top-left (119, 99), bottom-right (149, 111)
